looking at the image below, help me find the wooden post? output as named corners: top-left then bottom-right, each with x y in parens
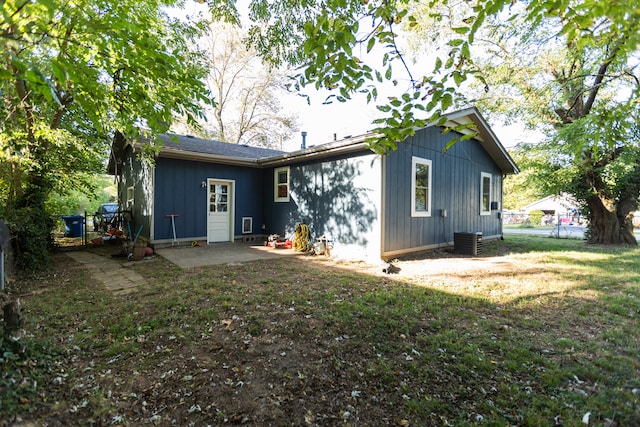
top-left (3, 299), bottom-right (22, 335)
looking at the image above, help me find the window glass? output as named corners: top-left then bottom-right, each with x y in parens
top-left (481, 173), bottom-right (491, 215)
top-left (274, 167), bottom-right (290, 202)
top-left (126, 187), bottom-right (134, 208)
top-left (209, 184), bottom-right (229, 212)
top-left (411, 157), bottom-right (432, 217)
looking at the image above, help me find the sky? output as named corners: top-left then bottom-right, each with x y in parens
top-left (278, 87), bottom-right (540, 152)
top-left (278, 91), bottom-right (381, 150)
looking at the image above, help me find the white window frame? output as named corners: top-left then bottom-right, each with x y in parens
top-left (411, 156), bottom-right (432, 217)
top-left (126, 186), bottom-right (134, 208)
top-left (274, 166), bottom-right (290, 202)
top-left (480, 172), bottom-right (492, 216)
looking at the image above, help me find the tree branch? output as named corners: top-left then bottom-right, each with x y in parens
top-left (594, 145), bottom-right (624, 169)
top-left (50, 23), bottom-right (76, 129)
top-left (13, 71), bottom-right (35, 142)
top-left (388, 22), bottom-right (416, 88)
top-left (583, 42), bottom-right (621, 115)
top-left (49, 93), bottom-right (73, 129)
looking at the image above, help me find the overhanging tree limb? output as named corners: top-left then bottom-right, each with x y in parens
top-left (583, 42), bottom-right (621, 116)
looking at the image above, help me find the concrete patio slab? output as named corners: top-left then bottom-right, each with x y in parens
top-left (155, 242), bottom-right (301, 268)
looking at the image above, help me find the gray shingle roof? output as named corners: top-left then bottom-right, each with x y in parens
top-left (109, 107), bottom-right (517, 174)
top-left (159, 134), bottom-right (285, 160)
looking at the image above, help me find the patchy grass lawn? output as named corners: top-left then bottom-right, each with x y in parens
top-left (2, 235), bottom-right (640, 426)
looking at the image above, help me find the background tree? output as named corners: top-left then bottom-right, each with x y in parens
top-left (557, 105), bottom-right (640, 244)
top-left (0, 0), bottom-right (210, 271)
top-left (476, 10), bottom-right (639, 244)
top-left (173, 23), bottom-right (298, 149)
top-left (502, 144), bottom-right (551, 211)
top-left (46, 176), bottom-right (118, 225)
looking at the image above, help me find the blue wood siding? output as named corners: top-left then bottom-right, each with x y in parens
top-left (382, 126), bottom-right (503, 256)
top-left (264, 151), bottom-right (382, 259)
top-left (153, 158), bottom-right (265, 241)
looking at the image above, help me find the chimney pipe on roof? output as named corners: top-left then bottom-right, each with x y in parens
top-left (333, 133), bottom-right (337, 141)
top-left (301, 131), bottom-right (307, 150)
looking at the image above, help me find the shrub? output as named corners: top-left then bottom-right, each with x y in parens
top-left (529, 210), bottom-right (544, 226)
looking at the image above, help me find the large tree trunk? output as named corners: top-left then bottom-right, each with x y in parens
top-left (586, 195), bottom-right (637, 245)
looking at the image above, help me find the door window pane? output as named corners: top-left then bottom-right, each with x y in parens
top-left (209, 183), bottom-right (230, 212)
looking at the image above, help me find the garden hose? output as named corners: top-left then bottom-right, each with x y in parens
top-left (293, 223), bottom-right (310, 252)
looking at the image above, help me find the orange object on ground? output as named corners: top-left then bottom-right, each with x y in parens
top-left (274, 240), bottom-right (292, 249)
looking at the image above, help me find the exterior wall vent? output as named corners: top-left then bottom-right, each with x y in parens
top-left (453, 232), bottom-right (482, 255)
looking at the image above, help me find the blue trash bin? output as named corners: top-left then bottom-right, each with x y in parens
top-left (62, 215), bottom-right (84, 238)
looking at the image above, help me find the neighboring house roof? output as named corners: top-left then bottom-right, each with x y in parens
top-left (108, 107), bottom-right (519, 174)
top-left (520, 193), bottom-right (580, 213)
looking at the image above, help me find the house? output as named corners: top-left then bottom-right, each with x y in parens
top-left (517, 193), bottom-right (583, 225)
top-left (108, 107), bottom-right (519, 261)
top-left (520, 193), bottom-right (580, 215)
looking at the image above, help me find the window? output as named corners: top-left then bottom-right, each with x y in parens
top-left (480, 172), bottom-right (491, 215)
top-left (274, 167), bottom-right (290, 202)
top-left (411, 156), bottom-right (432, 217)
top-left (126, 186), bottom-right (134, 208)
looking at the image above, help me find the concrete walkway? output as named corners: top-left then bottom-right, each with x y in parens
top-left (65, 251), bottom-right (145, 295)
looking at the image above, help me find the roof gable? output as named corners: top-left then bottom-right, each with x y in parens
top-left (261, 107), bottom-right (519, 174)
top-left (436, 107), bottom-right (519, 174)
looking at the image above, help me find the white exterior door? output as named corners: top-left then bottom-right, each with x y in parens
top-left (207, 180), bottom-right (233, 243)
